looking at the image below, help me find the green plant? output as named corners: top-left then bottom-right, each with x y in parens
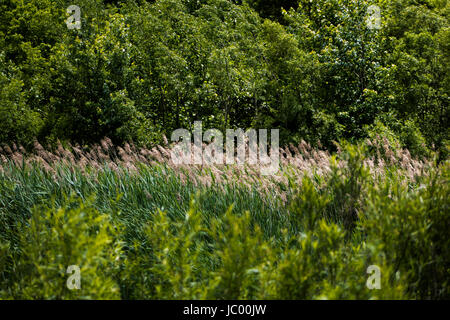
top-left (0, 195), bottom-right (122, 299)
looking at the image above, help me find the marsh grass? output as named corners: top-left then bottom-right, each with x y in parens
top-left (0, 139), bottom-right (447, 299)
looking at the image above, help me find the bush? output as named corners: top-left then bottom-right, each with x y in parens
top-left (361, 161), bottom-right (450, 299)
top-left (0, 57), bottom-right (43, 146)
top-left (0, 196), bottom-right (122, 299)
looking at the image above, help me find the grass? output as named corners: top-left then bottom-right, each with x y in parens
top-left (0, 139), bottom-right (448, 299)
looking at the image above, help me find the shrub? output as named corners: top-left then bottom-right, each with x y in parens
top-left (361, 161), bottom-right (450, 299)
top-left (0, 195), bottom-right (122, 299)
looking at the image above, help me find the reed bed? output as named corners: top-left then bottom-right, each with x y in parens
top-left (1, 138), bottom-right (447, 300)
top-left (0, 136), bottom-right (431, 203)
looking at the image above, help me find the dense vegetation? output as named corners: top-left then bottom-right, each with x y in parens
top-left (0, 0), bottom-right (448, 300)
top-left (0, 139), bottom-right (448, 299)
top-left (0, 0), bottom-right (448, 158)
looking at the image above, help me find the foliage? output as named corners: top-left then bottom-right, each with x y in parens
top-left (0, 0), bottom-right (447, 153)
top-left (362, 162), bottom-right (450, 299)
top-left (0, 0), bottom-right (448, 301)
top-left (0, 196), bottom-right (122, 299)
top-left (0, 142), bottom-right (448, 299)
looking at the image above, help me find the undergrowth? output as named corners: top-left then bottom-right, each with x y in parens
top-left (0, 142), bottom-right (448, 299)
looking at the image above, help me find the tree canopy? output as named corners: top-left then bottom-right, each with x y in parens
top-left (0, 0), bottom-right (448, 158)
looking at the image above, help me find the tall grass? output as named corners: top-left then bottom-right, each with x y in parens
top-left (0, 139), bottom-right (448, 299)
